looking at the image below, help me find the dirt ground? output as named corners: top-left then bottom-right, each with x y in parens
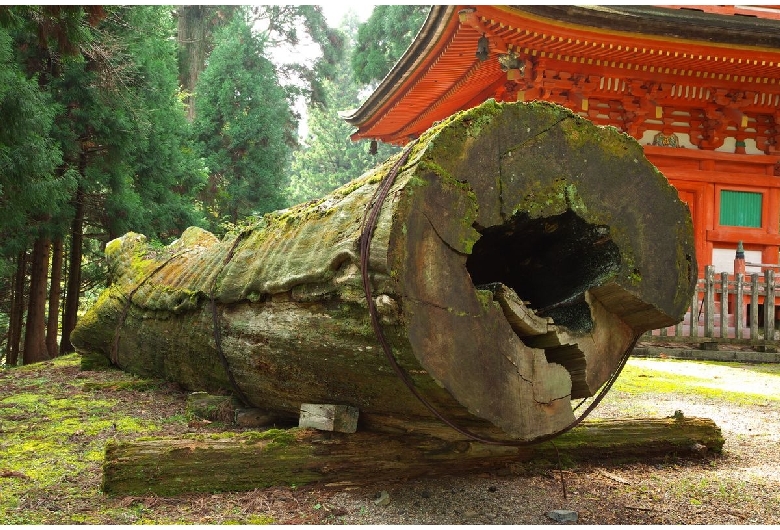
top-left (321, 358), bottom-right (780, 525)
top-left (1, 353), bottom-right (778, 524)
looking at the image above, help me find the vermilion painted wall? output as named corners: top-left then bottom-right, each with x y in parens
top-left (644, 145), bottom-right (780, 276)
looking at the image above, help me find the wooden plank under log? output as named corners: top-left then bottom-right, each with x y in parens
top-left (101, 417), bottom-right (724, 496)
top-left (72, 100), bottom-right (696, 442)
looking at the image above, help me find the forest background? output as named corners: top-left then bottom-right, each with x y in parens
top-left (0, 5), bottom-right (429, 367)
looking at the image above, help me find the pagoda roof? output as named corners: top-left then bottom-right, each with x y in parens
top-left (343, 5), bottom-right (780, 145)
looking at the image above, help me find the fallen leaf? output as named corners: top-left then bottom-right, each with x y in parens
top-left (598, 469), bottom-right (630, 484)
top-left (0, 469), bottom-right (30, 480)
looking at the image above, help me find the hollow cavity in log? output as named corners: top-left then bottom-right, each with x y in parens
top-left (468, 210), bottom-right (621, 333)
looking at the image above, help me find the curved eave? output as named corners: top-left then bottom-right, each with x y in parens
top-left (342, 5), bottom-right (459, 141)
top-left (521, 5), bottom-right (780, 47)
top-left (344, 4), bottom-right (780, 145)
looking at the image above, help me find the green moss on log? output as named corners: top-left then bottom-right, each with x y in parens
top-left (74, 99), bottom-right (696, 443)
top-left (101, 417), bottom-right (723, 496)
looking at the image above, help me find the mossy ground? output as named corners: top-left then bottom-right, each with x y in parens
top-left (0, 354), bottom-right (307, 524)
top-left (610, 358), bottom-right (780, 407)
top-left (1, 354), bottom-right (778, 523)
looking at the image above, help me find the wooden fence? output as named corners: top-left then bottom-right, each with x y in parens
top-left (642, 265), bottom-right (780, 346)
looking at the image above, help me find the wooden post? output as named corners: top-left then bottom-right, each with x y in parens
top-left (751, 273), bottom-right (760, 340)
top-left (765, 269), bottom-right (776, 340)
top-left (720, 271), bottom-right (729, 338)
top-left (704, 266), bottom-right (715, 338)
top-left (735, 272), bottom-right (744, 339)
top-left (691, 280), bottom-right (700, 339)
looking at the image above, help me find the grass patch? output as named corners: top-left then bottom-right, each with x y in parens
top-left (0, 354), bottom-right (180, 524)
top-left (81, 379), bottom-right (164, 392)
top-left (613, 359), bottom-right (780, 406)
top-left (0, 353), bottom-right (287, 524)
top-left (730, 362), bottom-right (780, 376)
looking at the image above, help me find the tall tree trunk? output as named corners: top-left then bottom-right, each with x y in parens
top-left (176, 6), bottom-right (236, 121)
top-left (23, 236), bottom-right (51, 364)
top-left (7, 251), bottom-right (27, 366)
top-left (60, 184), bottom-right (85, 354)
top-left (177, 5), bottom-right (210, 122)
top-left (46, 237), bottom-right (64, 358)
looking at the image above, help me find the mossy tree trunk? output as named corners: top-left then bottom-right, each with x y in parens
top-left (72, 100), bottom-right (696, 441)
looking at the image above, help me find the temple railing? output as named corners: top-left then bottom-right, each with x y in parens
top-left (642, 265), bottom-right (780, 347)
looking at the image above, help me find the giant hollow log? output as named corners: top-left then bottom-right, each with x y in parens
top-left (71, 100), bottom-right (696, 442)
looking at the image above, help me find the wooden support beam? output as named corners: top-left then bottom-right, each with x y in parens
top-left (102, 416), bottom-right (724, 497)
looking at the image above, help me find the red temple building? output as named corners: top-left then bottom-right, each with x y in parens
top-left (343, 5), bottom-right (780, 278)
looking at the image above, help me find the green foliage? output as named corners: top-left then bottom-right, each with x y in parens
top-left (250, 5), bottom-right (345, 108)
top-left (0, 25), bottom-right (70, 256)
top-left (112, 6), bottom-right (208, 239)
top-left (0, 6), bottom-right (104, 59)
top-left (0, 6), bottom-right (210, 367)
top-left (67, 6), bottom-right (207, 241)
top-left (286, 13), bottom-right (399, 205)
top-left (351, 5), bottom-right (429, 85)
top-left (2, 5), bottom-right (206, 244)
top-left (193, 9), bottom-right (294, 229)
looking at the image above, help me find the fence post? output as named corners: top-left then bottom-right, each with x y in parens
top-left (735, 272), bottom-right (744, 340)
top-left (765, 269), bottom-right (776, 340)
top-left (720, 272), bottom-right (729, 339)
top-left (704, 265), bottom-right (715, 338)
top-left (750, 273), bottom-right (760, 340)
top-left (719, 271), bottom-right (729, 338)
top-left (691, 278), bottom-right (700, 339)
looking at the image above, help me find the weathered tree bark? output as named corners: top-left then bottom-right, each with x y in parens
top-left (46, 237), bottom-right (64, 358)
top-left (176, 5), bottom-right (208, 122)
top-left (72, 100), bottom-right (696, 441)
top-left (176, 6), bottom-right (234, 122)
top-left (23, 236), bottom-right (51, 365)
top-left (7, 250), bottom-right (27, 366)
top-left (101, 417), bottom-right (723, 496)
top-left (60, 184), bottom-right (85, 355)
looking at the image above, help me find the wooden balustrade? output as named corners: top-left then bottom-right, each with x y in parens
top-left (643, 265), bottom-right (780, 346)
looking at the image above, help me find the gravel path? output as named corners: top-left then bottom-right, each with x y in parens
top-left (306, 358), bottom-right (780, 525)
